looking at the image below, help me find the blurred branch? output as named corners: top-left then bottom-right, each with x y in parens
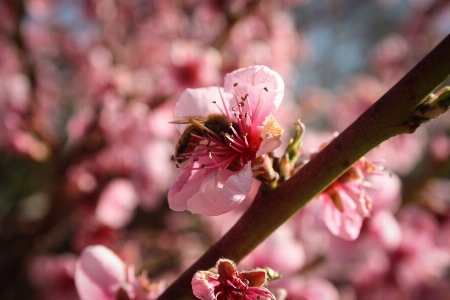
top-left (157, 33), bottom-right (450, 299)
top-left (8, 0), bottom-right (57, 148)
top-left (213, 0), bottom-right (262, 49)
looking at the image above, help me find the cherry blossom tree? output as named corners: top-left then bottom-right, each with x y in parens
top-left (0, 1), bottom-right (449, 300)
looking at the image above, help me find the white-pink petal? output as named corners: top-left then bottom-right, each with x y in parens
top-left (187, 163), bottom-right (253, 216)
top-left (224, 65), bottom-right (284, 125)
top-left (224, 65), bottom-right (284, 109)
top-left (322, 193), bottom-right (364, 241)
top-left (168, 162), bottom-right (217, 211)
top-left (175, 87), bottom-right (232, 132)
top-left (192, 271), bottom-right (218, 300)
top-left (255, 137), bottom-right (282, 157)
top-left (75, 245), bottom-right (126, 300)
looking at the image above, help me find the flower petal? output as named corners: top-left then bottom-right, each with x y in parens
top-left (217, 259), bottom-right (238, 278)
top-left (239, 269), bottom-right (267, 287)
top-left (255, 137), bottom-right (282, 157)
top-left (322, 193), bottom-right (364, 241)
top-left (224, 65), bottom-right (284, 125)
top-left (75, 245), bottom-right (126, 300)
top-left (175, 87), bottom-right (231, 133)
top-left (168, 162), bottom-right (217, 211)
top-left (191, 271), bottom-right (219, 300)
top-left (187, 163), bottom-right (253, 216)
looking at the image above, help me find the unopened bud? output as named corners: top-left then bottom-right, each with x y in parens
top-left (410, 86), bottom-right (450, 127)
top-left (279, 120), bottom-right (305, 182)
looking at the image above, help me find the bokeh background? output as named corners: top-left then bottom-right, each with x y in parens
top-left (1, 0), bottom-right (450, 299)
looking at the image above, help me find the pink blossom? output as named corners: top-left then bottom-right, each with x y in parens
top-left (95, 178), bottom-right (139, 229)
top-left (28, 253), bottom-right (78, 300)
top-left (169, 40), bottom-right (222, 90)
top-left (8, 129), bottom-right (49, 161)
top-left (320, 157), bottom-right (378, 240)
top-left (240, 225), bottom-right (305, 275)
top-left (269, 276), bottom-right (339, 300)
top-left (429, 134), bottom-right (450, 162)
top-left (394, 206), bottom-right (450, 293)
top-left (367, 172), bottom-right (402, 213)
top-left (75, 245), bottom-right (164, 300)
top-left (169, 65), bottom-right (285, 216)
top-left (367, 210), bottom-right (402, 251)
top-left (192, 258), bottom-right (276, 300)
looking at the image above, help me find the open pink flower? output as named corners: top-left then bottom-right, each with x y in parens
top-left (192, 258), bottom-right (276, 300)
top-left (74, 245), bottom-right (164, 300)
top-left (320, 157), bottom-right (378, 240)
top-left (169, 65), bottom-right (284, 216)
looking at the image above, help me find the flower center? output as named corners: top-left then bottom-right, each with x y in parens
top-left (172, 86), bottom-right (269, 171)
top-left (214, 277), bottom-right (274, 300)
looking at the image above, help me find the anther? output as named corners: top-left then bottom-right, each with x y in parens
top-left (201, 164), bottom-right (206, 168)
top-left (228, 123), bottom-right (233, 128)
top-left (234, 82), bottom-right (238, 87)
top-left (175, 164), bottom-right (179, 168)
top-left (264, 87), bottom-right (268, 91)
top-left (232, 107), bottom-right (236, 111)
top-left (207, 149), bottom-right (212, 157)
top-left (193, 158), bottom-right (199, 161)
top-left (238, 101), bottom-right (244, 107)
top-left (244, 112), bottom-right (248, 117)
top-left (242, 132), bottom-right (248, 137)
top-left (212, 100), bottom-right (216, 103)
top-left (238, 114), bottom-right (243, 119)
top-left (171, 155), bottom-right (175, 161)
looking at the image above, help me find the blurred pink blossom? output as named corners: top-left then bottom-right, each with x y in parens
top-left (429, 134), bottom-right (450, 162)
top-left (395, 206), bottom-right (450, 293)
top-left (8, 129), bottom-right (49, 161)
top-left (28, 253), bottom-right (78, 300)
top-left (169, 65), bottom-right (285, 216)
top-left (240, 224), bottom-right (305, 275)
top-left (95, 178), bottom-right (139, 229)
top-left (75, 245), bottom-right (164, 300)
top-left (169, 40), bottom-right (222, 91)
top-left (367, 210), bottom-right (402, 251)
top-left (367, 172), bottom-right (402, 213)
top-left (269, 276), bottom-right (339, 300)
